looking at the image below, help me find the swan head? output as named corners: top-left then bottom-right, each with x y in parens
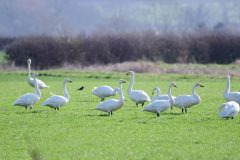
top-left (152, 87), bottom-right (160, 95)
top-left (170, 82), bottom-right (177, 88)
top-left (64, 78), bottom-right (72, 83)
top-left (126, 71), bottom-right (134, 75)
top-left (27, 59), bottom-right (31, 64)
top-left (195, 83), bottom-right (204, 88)
top-left (227, 75), bottom-right (231, 79)
top-left (119, 79), bottom-right (126, 84)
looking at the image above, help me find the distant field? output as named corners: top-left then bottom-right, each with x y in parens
top-left (0, 71), bottom-right (240, 160)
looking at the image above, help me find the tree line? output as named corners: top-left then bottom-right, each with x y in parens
top-left (2, 31), bottom-right (240, 69)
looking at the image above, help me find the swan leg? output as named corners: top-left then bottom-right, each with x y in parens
top-left (54, 108), bottom-right (57, 110)
top-left (181, 109), bottom-right (184, 114)
top-left (29, 106), bottom-right (32, 109)
top-left (171, 106), bottom-right (173, 110)
top-left (57, 108), bottom-right (59, 110)
top-left (141, 103), bottom-right (145, 106)
top-left (136, 103), bottom-right (139, 107)
top-left (25, 107), bottom-right (27, 109)
top-left (185, 108), bottom-right (187, 113)
top-left (108, 112), bottom-right (110, 116)
top-left (231, 117), bottom-right (234, 119)
top-left (101, 98), bottom-right (104, 102)
top-left (157, 113), bottom-right (160, 117)
top-left (111, 111), bottom-right (113, 115)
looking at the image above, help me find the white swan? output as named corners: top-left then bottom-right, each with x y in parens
top-left (95, 79), bottom-right (126, 115)
top-left (219, 101), bottom-right (239, 119)
top-left (174, 83), bottom-right (204, 114)
top-left (142, 82), bottom-right (177, 117)
top-left (42, 78), bottom-right (71, 110)
top-left (151, 87), bottom-right (176, 109)
top-left (92, 86), bottom-right (118, 101)
top-left (13, 74), bottom-right (41, 109)
top-left (27, 59), bottom-right (49, 89)
top-left (126, 71), bottom-right (150, 107)
top-left (223, 75), bottom-right (240, 103)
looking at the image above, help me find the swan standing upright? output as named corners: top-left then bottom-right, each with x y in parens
top-left (174, 83), bottom-right (204, 114)
top-left (42, 78), bottom-right (72, 110)
top-left (126, 71), bottom-right (150, 107)
top-left (95, 79), bottom-right (126, 115)
top-left (219, 101), bottom-right (239, 119)
top-left (142, 82), bottom-right (177, 117)
top-left (223, 75), bottom-right (240, 103)
top-left (27, 59), bottom-right (49, 89)
top-left (13, 74), bottom-right (41, 109)
top-left (92, 86), bottom-right (118, 101)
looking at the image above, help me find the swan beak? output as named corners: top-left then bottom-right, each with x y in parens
top-left (200, 84), bottom-right (204, 87)
top-left (68, 80), bottom-right (72, 83)
top-left (126, 72), bottom-right (130, 75)
top-left (174, 85), bottom-right (177, 88)
top-left (122, 80), bottom-right (126, 83)
top-left (151, 92), bottom-right (154, 95)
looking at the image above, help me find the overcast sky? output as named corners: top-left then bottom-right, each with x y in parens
top-left (1, 0), bottom-right (240, 36)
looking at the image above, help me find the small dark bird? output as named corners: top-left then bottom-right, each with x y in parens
top-left (78, 86), bottom-right (84, 91)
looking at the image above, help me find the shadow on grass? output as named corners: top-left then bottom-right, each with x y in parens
top-left (15, 110), bottom-right (47, 115)
top-left (84, 113), bottom-right (110, 117)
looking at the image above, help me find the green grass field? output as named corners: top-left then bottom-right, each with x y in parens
top-left (0, 71), bottom-right (240, 160)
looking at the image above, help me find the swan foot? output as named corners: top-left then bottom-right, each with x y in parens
top-left (185, 108), bottom-right (187, 113)
top-left (157, 113), bottom-right (160, 117)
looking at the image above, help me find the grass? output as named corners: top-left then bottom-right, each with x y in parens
top-left (0, 51), bottom-right (8, 65)
top-left (0, 71), bottom-right (240, 160)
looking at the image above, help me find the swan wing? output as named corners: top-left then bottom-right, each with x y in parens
top-left (143, 100), bottom-right (170, 113)
top-left (129, 90), bottom-right (150, 102)
top-left (219, 101), bottom-right (239, 118)
top-left (96, 99), bottom-right (120, 112)
top-left (92, 86), bottom-right (114, 97)
top-left (151, 95), bottom-right (169, 102)
top-left (28, 77), bottom-right (49, 89)
top-left (13, 93), bottom-right (39, 106)
top-left (174, 95), bottom-right (196, 108)
top-left (42, 95), bottom-right (67, 108)
top-left (226, 92), bottom-right (240, 103)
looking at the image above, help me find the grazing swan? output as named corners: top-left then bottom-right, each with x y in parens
top-left (13, 74), bottom-right (41, 109)
top-left (92, 86), bottom-right (118, 101)
top-left (27, 59), bottom-right (49, 89)
top-left (219, 101), bottom-right (239, 119)
top-left (223, 75), bottom-right (240, 103)
top-left (42, 78), bottom-right (72, 110)
top-left (126, 71), bottom-right (150, 107)
top-left (142, 82), bottom-right (177, 117)
top-left (95, 79), bottom-right (126, 115)
top-left (174, 83), bottom-right (204, 114)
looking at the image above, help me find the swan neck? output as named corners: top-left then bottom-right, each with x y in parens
top-left (128, 74), bottom-right (134, 93)
top-left (192, 85), bottom-right (200, 101)
top-left (34, 77), bottom-right (41, 97)
top-left (225, 77), bottom-right (230, 94)
top-left (168, 85), bottom-right (174, 106)
top-left (62, 81), bottom-right (69, 100)
top-left (28, 62), bottom-right (31, 77)
top-left (119, 83), bottom-right (124, 102)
